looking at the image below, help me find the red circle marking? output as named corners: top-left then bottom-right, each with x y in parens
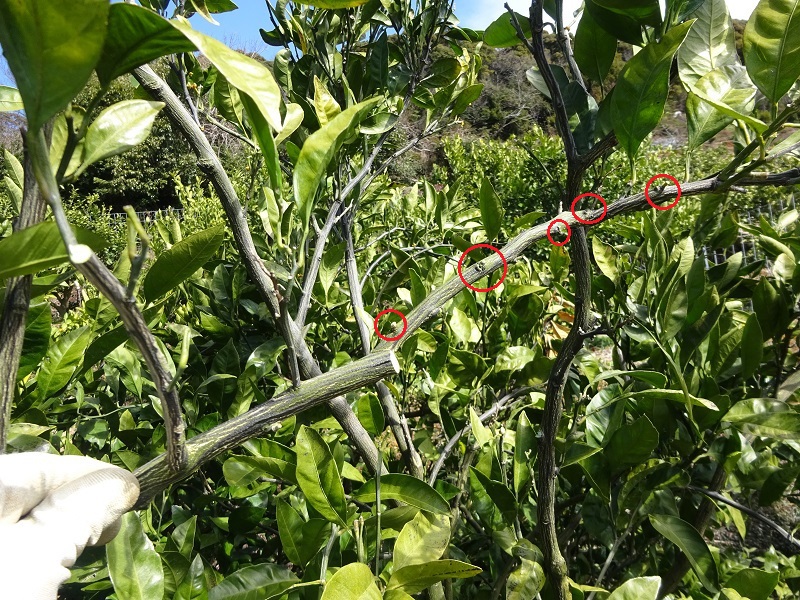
top-left (571, 192), bottom-right (608, 225)
top-left (645, 174), bottom-right (682, 210)
top-left (457, 244), bottom-right (508, 293)
top-left (374, 308), bottom-right (408, 342)
top-left (547, 219), bottom-right (572, 246)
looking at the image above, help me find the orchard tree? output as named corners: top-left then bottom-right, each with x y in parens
top-left (0, 0), bottom-right (799, 599)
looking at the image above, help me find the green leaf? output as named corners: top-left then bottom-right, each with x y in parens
top-left (484, 13), bottom-right (530, 48)
top-left (507, 555), bottom-right (545, 599)
top-left (611, 21), bottom-right (694, 164)
top-left (514, 412), bottom-right (536, 498)
top-left (394, 511), bottom-right (450, 570)
top-left (592, 370), bottom-right (667, 388)
top-left (320, 563), bottom-right (381, 600)
top-left (723, 398), bottom-right (800, 439)
top-left (744, 0), bottom-right (800, 103)
top-left (352, 474), bottom-right (449, 514)
top-left (296, 425), bottom-right (348, 526)
top-left (320, 242), bottom-right (345, 301)
top-left (689, 65), bottom-right (765, 133)
top-left (213, 72), bottom-right (245, 129)
top-left (0, 0), bottom-right (109, 131)
top-left (174, 554), bottom-right (207, 600)
top-left (0, 86), bottom-right (23, 112)
top-left (605, 416), bottom-right (659, 469)
top-left (687, 65), bottom-right (758, 150)
top-left (208, 564), bottom-right (298, 600)
top-left (17, 303), bottom-right (51, 380)
top-left (759, 465), bottom-right (800, 505)
top-left (296, 0), bottom-right (370, 8)
top-left (741, 313), bottom-right (764, 379)
top-left (450, 307), bottom-right (479, 345)
top-left (662, 276), bottom-right (688, 340)
top-left (387, 560), bottom-right (481, 595)
top-left (75, 100), bottom-right (164, 177)
top-left (677, 0), bottom-right (737, 87)
top-left (724, 568), bottom-right (779, 600)
top-left (143, 224), bottom-right (224, 303)
top-left (313, 76), bottom-right (342, 126)
top-left (479, 177), bottom-right (503, 241)
top-left (107, 512), bottom-right (165, 600)
top-left (356, 394), bottom-right (385, 436)
top-left (607, 577), bottom-right (661, 599)
top-left (97, 3), bottom-right (196, 85)
top-left (0, 222), bottom-right (106, 280)
top-left (495, 346), bottom-right (536, 372)
top-left (585, 0), bottom-right (644, 45)
top-left (276, 500), bottom-right (304, 566)
top-left (293, 98), bottom-right (380, 233)
top-left (650, 514), bottom-right (719, 592)
top-left (574, 11), bottom-right (617, 84)
top-left (470, 467), bottom-right (517, 524)
top-left (172, 18), bottom-right (284, 133)
top-left (36, 326), bottom-right (93, 401)
top-left (592, 236), bottom-right (619, 283)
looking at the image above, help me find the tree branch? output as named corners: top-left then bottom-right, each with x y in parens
top-left (133, 64), bottom-right (385, 476)
top-left (133, 350), bottom-right (399, 507)
top-left (0, 139), bottom-right (48, 451)
top-left (26, 128), bottom-right (188, 473)
top-left (688, 486), bottom-right (800, 551)
top-left (371, 171), bottom-right (800, 352)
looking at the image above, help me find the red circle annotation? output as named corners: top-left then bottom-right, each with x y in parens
top-left (374, 308), bottom-right (408, 342)
top-left (645, 174), bottom-right (682, 211)
top-left (571, 192), bottom-right (608, 225)
top-left (457, 244), bottom-right (508, 293)
top-left (547, 219), bottom-right (572, 247)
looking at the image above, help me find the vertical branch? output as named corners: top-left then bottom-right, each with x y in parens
top-left (25, 129), bottom-right (188, 473)
top-left (341, 209), bottom-right (425, 479)
top-left (554, 0), bottom-right (587, 93)
top-left (509, 2), bottom-right (599, 597)
top-left (539, 228), bottom-right (594, 600)
top-left (0, 140), bottom-right (48, 451)
top-left (132, 65), bottom-right (384, 475)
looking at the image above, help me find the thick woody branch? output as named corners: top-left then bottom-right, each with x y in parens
top-left (133, 65), bottom-right (283, 320)
top-left (77, 256), bottom-right (188, 472)
top-left (505, 1), bottom-right (578, 162)
top-left (376, 173), bottom-right (766, 351)
top-left (25, 129), bottom-right (188, 473)
top-left (0, 146), bottom-right (48, 451)
top-left (342, 211), bottom-right (425, 479)
top-left (538, 228), bottom-right (593, 600)
top-left (133, 350), bottom-right (400, 507)
top-left (133, 64), bottom-right (385, 476)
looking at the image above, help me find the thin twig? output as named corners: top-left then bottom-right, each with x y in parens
top-left (688, 486), bottom-right (800, 551)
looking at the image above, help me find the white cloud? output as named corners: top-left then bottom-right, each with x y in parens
top-left (458, 0), bottom-right (760, 31)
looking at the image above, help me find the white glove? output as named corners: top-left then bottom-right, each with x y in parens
top-left (0, 453), bottom-right (140, 600)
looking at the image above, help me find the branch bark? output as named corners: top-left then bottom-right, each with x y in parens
top-left (133, 64), bottom-right (385, 475)
top-left (25, 129), bottom-right (189, 472)
top-left (133, 350), bottom-right (399, 507)
top-left (0, 142), bottom-right (48, 451)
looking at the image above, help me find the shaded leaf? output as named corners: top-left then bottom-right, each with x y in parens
top-left (650, 514), bottom-right (719, 591)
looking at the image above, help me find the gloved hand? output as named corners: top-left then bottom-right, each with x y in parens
top-left (0, 453), bottom-right (140, 600)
